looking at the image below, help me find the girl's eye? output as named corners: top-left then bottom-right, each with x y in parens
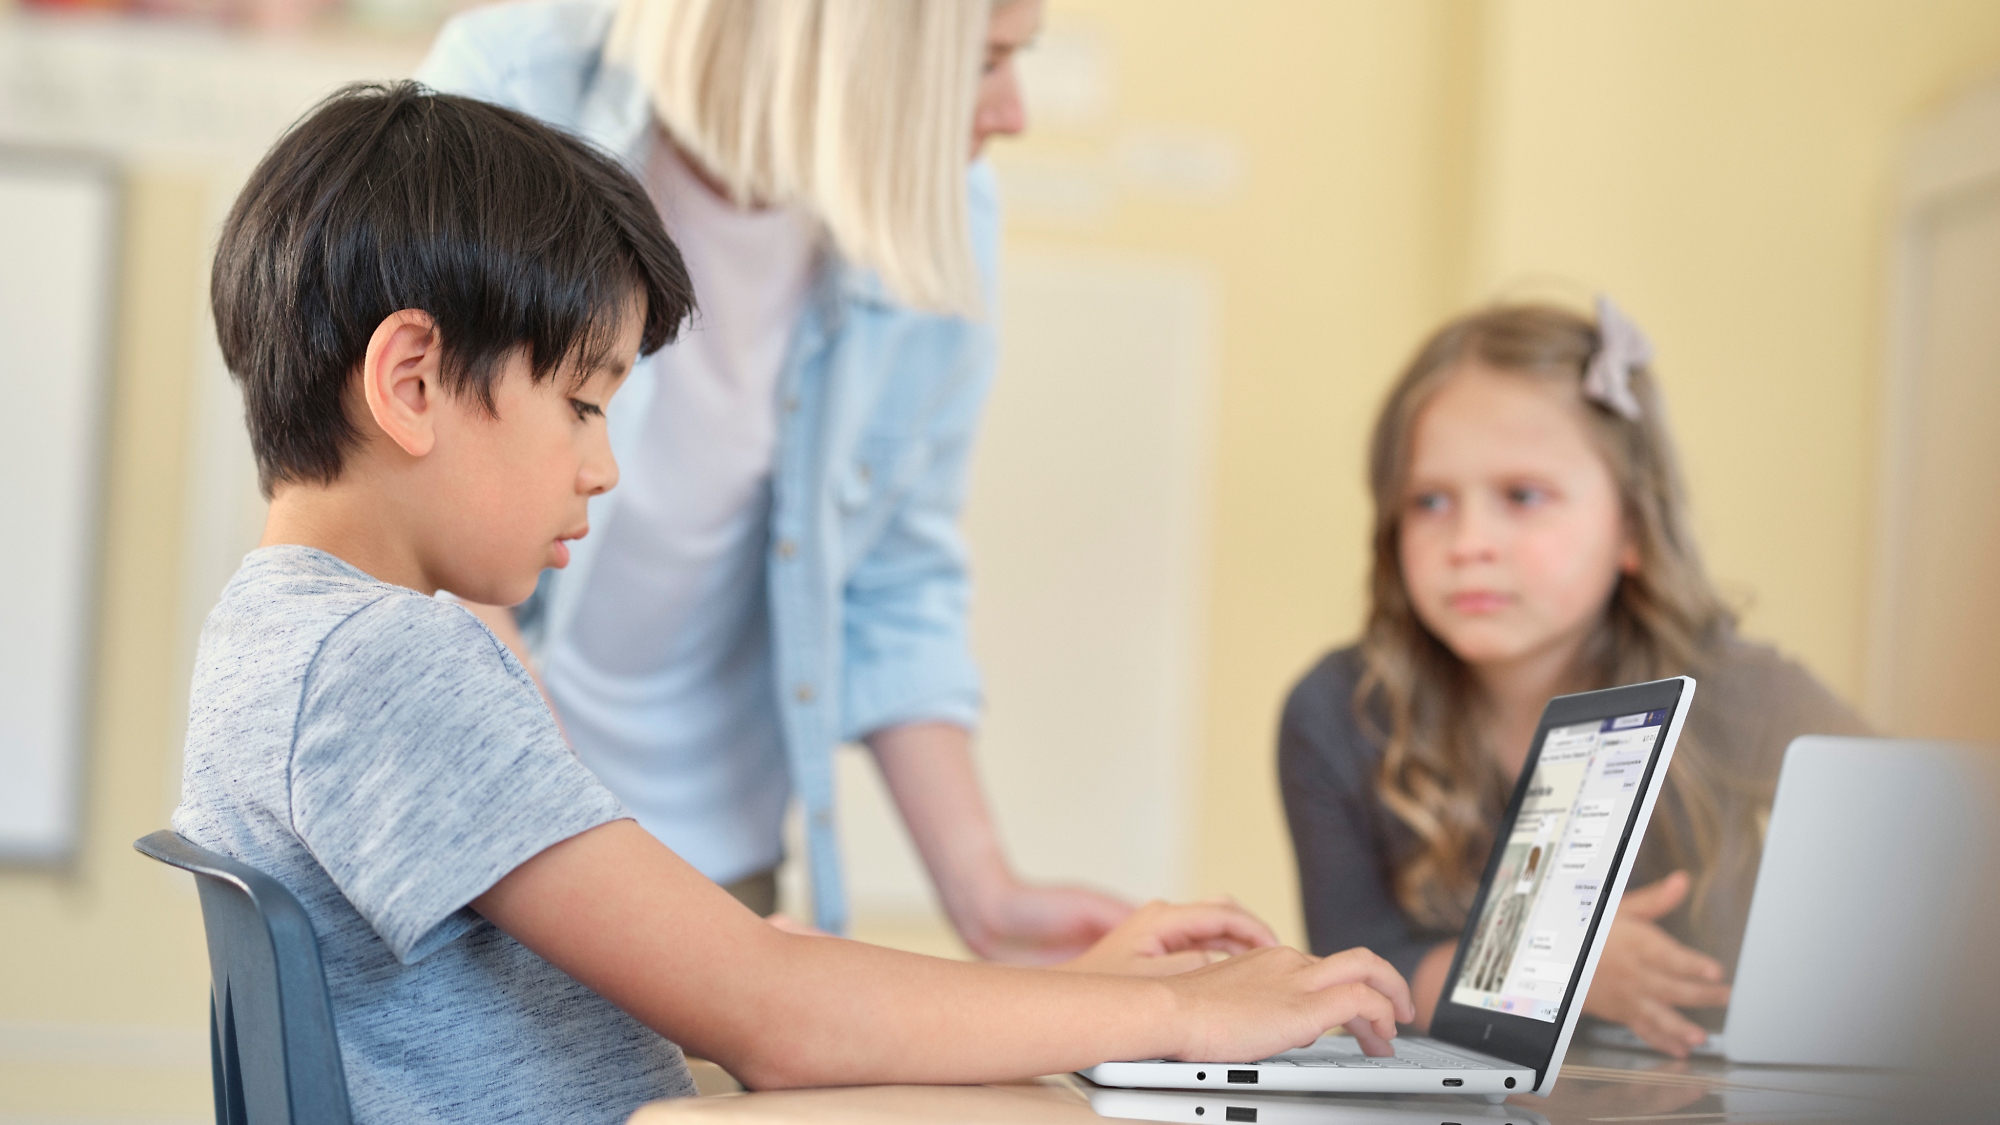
top-left (1505, 484), bottom-right (1550, 508)
top-left (1409, 491), bottom-right (1450, 515)
top-left (570, 399), bottom-right (603, 422)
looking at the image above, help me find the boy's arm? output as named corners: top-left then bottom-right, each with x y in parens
top-left (472, 819), bottom-right (1413, 1090)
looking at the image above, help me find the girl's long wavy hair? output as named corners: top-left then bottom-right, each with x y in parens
top-left (1358, 303), bottom-right (1743, 930)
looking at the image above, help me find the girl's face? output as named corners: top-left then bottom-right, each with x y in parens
top-left (1398, 363), bottom-right (1639, 673)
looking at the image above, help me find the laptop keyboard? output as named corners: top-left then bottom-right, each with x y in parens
top-left (1260, 1038), bottom-right (1491, 1070)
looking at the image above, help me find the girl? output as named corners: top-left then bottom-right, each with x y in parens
top-left (1279, 300), bottom-right (1867, 1057)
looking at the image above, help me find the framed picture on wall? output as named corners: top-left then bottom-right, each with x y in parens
top-left (0, 145), bottom-right (119, 864)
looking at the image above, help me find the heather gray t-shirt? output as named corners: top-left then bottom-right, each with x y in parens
top-left (174, 545), bottom-right (695, 1124)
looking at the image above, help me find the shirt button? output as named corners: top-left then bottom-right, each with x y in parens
top-left (775, 538), bottom-right (796, 560)
top-left (855, 462), bottom-right (872, 484)
top-left (812, 809), bottom-right (833, 829)
top-left (793, 683), bottom-right (816, 704)
top-left (782, 393), bottom-right (800, 413)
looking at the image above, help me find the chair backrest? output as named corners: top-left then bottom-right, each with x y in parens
top-left (135, 831), bottom-right (353, 1125)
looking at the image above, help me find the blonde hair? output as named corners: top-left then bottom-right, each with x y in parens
top-left (604, 0), bottom-right (992, 316)
top-left (1357, 303), bottom-right (1746, 930)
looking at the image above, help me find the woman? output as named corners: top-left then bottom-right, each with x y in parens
top-left (414, 0), bottom-right (1132, 956)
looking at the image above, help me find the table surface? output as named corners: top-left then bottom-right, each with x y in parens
top-left (639, 1047), bottom-right (1904, 1125)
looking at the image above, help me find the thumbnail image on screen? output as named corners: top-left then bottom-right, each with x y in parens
top-left (1450, 710), bottom-right (1667, 1023)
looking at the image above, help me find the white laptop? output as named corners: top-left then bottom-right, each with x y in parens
top-left (1088, 1085), bottom-right (1551, 1125)
top-left (1083, 677), bottom-right (1696, 1099)
top-left (1587, 735), bottom-right (1994, 1067)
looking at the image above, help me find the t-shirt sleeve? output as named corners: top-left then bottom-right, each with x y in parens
top-left (1278, 652), bottom-right (1449, 984)
top-left (289, 594), bottom-right (627, 964)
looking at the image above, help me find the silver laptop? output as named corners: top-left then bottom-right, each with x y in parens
top-left (1589, 735), bottom-right (1994, 1067)
top-left (1083, 677), bottom-right (1696, 1099)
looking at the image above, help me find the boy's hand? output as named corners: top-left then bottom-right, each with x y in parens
top-left (1059, 898), bottom-right (1278, 976)
top-left (1583, 871), bottom-right (1731, 1058)
top-left (1162, 946), bottom-right (1414, 1064)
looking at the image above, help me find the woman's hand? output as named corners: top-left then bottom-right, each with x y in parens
top-left (957, 879), bottom-right (1136, 963)
top-left (1059, 898), bottom-right (1278, 976)
top-left (1164, 946), bottom-right (1415, 1063)
top-left (1583, 871), bottom-right (1731, 1057)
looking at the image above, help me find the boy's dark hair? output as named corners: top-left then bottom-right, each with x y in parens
top-left (212, 81), bottom-right (694, 494)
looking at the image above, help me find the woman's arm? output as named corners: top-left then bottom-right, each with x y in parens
top-left (866, 721), bottom-right (1141, 962)
top-left (473, 819), bottom-right (1413, 1090)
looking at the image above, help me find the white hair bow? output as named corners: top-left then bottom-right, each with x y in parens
top-left (1583, 294), bottom-right (1653, 420)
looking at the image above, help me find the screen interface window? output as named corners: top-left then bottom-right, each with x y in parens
top-left (1450, 710), bottom-right (1668, 1022)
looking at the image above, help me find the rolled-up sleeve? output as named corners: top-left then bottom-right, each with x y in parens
top-left (837, 166), bottom-right (1002, 741)
top-left (838, 339), bottom-right (992, 741)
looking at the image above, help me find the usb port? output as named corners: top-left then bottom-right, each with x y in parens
top-left (1442, 1079), bottom-right (1464, 1087)
top-left (1226, 1070), bottom-right (1259, 1084)
top-left (1226, 1109), bottom-right (1257, 1123)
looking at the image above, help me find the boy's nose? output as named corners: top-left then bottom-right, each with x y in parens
top-left (581, 446), bottom-right (619, 497)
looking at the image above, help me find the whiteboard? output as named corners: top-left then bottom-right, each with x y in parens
top-left (0, 149), bottom-right (117, 862)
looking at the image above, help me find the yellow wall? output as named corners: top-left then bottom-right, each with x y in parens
top-left (0, 169), bottom-right (214, 1117)
top-left (997, 0), bottom-right (2000, 943)
top-left (5, 3), bottom-right (2000, 1117)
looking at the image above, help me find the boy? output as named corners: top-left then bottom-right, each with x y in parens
top-left (175, 82), bottom-right (1412, 1124)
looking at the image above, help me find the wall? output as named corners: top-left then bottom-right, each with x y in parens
top-left (992, 0), bottom-right (2000, 943)
top-left (4, 3), bottom-right (2000, 1119)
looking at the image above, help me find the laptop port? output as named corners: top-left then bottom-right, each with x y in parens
top-left (1442, 1079), bottom-right (1463, 1087)
top-left (1226, 1070), bottom-right (1258, 1084)
top-left (1226, 1109), bottom-right (1257, 1123)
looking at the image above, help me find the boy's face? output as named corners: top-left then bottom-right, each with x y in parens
top-left (421, 311), bottom-right (641, 607)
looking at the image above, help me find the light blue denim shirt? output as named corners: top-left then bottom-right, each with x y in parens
top-left (416, 0), bottom-right (997, 934)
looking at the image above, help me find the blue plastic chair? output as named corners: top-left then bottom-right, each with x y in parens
top-left (134, 831), bottom-right (353, 1125)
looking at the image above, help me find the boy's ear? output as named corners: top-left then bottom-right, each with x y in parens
top-left (361, 310), bottom-right (445, 459)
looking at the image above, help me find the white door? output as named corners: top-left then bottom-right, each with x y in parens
top-left (1871, 80), bottom-right (2000, 743)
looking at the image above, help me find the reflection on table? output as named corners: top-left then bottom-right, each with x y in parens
top-left (640, 1047), bottom-right (1903, 1125)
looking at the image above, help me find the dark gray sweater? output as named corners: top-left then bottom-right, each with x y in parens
top-left (1278, 639), bottom-right (1868, 1009)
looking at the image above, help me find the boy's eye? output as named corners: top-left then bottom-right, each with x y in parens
top-left (1409, 491), bottom-right (1450, 514)
top-left (1505, 484), bottom-right (1550, 508)
top-left (570, 399), bottom-right (604, 422)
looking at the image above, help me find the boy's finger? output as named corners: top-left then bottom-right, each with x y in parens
top-left (1336, 980), bottom-right (1400, 1040)
top-left (1346, 1019), bottom-right (1398, 1057)
top-left (1310, 948), bottom-right (1416, 1024)
top-left (1315, 981), bottom-right (1396, 1044)
top-left (1149, 903), bottom-right (1279, 951)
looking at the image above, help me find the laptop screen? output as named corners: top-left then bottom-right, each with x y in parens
top-left (1448, 709), bottom-right (1669, 1021)
top-left (1430, 677), bottom-right (1691, 1086)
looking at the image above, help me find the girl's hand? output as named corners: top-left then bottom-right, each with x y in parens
top-left (1163, 946), bottom-right (1415, 1063)
top-left (1059, 898), bottom-right (1279, 976)
top-left (1583, 871), bottom-right (1732, 1057)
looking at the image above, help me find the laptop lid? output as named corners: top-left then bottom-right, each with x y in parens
top-left (1725, 736), bottom-right (1989, 1067)
top-left (1428, 676), bottom-right (1695, 1094)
